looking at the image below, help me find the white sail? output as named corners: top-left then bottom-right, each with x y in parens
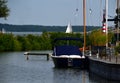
top-left (66, 23), bottom-right (72, 33)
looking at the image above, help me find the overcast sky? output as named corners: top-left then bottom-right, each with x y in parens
top-left (0, 0), bottom-right (117, 26)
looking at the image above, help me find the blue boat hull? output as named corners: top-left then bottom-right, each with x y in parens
top-left (52, 57), bottom-right (89, 69)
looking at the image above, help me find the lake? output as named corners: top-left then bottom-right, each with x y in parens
top-left (6, 32), bottom-right (43, 36)
top-left (0, 51), bottom-right (119, 83)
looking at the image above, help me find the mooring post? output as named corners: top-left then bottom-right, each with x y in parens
top-left (26, 54), bottom-right (29, 60)
top-left (47, 54), bottom-right (49, 61)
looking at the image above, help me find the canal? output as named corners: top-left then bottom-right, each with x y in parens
top-left (0, 51), bottom-right (119, 83)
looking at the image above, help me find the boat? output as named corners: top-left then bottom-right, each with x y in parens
top-left (51, 37), bottom-right (89, 69)
top-left (65, 23), bottom-right (72, 33)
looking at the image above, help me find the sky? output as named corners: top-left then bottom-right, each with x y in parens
top-left (0, 0), bottom-right (117, 26)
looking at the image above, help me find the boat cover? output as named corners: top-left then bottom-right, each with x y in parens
top-left (54, 45), bottom-right (82, 56)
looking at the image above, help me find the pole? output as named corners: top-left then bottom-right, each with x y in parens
top-left (83, 0), bottom-right (86, 54)
top-left (117, 0), bottom-right (119, 43)
top-left (117, 0), bottom-right (119, 10)
top-left (105, 0), bottom-right (108, 48)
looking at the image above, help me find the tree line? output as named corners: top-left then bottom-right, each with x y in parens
top-left (0, 29), bottom-right (118, 52)
top-left (0, 32), bottom-right (84, 52)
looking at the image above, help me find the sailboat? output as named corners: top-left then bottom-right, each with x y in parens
top-left (66, 23), bottom-right (72, 33)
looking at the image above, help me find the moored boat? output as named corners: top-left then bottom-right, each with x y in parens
top-left (51, 37), bottom-right (89, 69)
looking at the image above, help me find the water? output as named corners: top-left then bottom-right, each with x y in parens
top-left (6, 32), bottom-right (42, 36)
top-left (0, 51), bottom-right (119, 83)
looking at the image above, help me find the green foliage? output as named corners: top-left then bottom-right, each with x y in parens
top-left (115, 44), bottom-right (120, 54)
top-left (0, 32), bottom-right (84, 52)
top-left (89, 29), bottom-right (106, 46)
top-left (16, 36), bottom-right (32, 51)
top-left (108, 31), bottom-right (114, 43)
top-left (0, 0), bottom-right (9, 18)
top-left (13, 38), bottom-right (22, 51)
top-left (0, 33), bottom-right (16, 51)
top-left (50, 32), bottom-right (83, 47)
top-left (89, 29), bottom-right (113, 46)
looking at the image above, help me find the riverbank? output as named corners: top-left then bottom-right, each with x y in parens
top-left (89, 55), bottom-right (120, 81)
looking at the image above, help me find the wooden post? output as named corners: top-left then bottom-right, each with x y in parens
top-left (26, 54), bottom-right (29, 60)
top-left (47, 54), bottom-right (49, 61)
top-left (116, 56), bottom-right (118, 63)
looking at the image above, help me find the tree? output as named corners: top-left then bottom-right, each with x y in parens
top-left (0, 0), bottom-right (9, 19)
top-left (89, 29), bottom-right (106, 46)
top-left (89, 29), bottom-right (114, 46)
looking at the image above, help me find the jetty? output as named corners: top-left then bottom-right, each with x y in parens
top-left (24, 52), bottom-right (51, 61)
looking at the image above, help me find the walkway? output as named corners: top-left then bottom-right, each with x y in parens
top-left (90, 55), bottom-right (120, 64)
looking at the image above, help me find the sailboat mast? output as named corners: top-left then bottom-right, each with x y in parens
top-left (83, 0), bottom-right (86, 52)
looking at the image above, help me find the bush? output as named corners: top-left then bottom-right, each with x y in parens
top-left (115, 45), bottom-right (120, 53)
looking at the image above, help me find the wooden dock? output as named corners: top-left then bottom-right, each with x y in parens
top-left (24, 52), bottom-right (51, 61)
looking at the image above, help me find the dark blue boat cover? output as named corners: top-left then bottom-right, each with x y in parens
top-left (54, 45), bottom-right (82, 56)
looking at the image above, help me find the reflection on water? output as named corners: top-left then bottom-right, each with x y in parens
top-left (53, 68), bottom-right (89, 83)
top-left (0, 52), bottom-right (119, 83)
top-left (89, 72), bottom-right (120, 83)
